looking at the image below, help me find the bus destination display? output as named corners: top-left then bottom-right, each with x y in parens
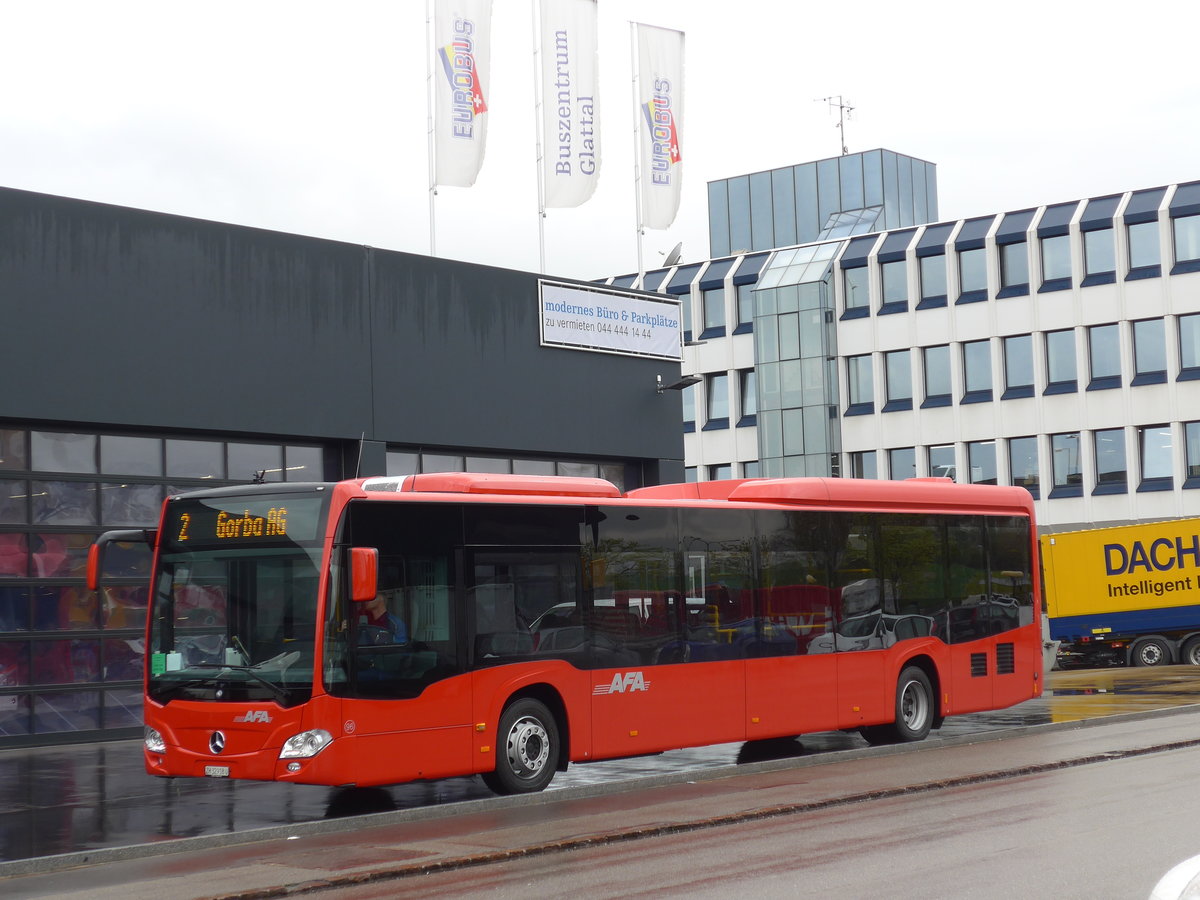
top-left (165, 496), bottom-right (327, 549)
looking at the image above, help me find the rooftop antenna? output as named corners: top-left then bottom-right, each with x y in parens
top-left (818, 95), bottom-right (854, 155)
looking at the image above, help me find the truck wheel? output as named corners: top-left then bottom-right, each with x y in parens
top-left (1131, 637), bottom-right (1172, 667)
top-left (481, 698), bottom-right (559, 795)
top-left (1181, 637), bottom-right (1200, 666)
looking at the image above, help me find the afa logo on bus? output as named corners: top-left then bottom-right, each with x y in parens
top-left (593, 671), bottom-right (651, 695)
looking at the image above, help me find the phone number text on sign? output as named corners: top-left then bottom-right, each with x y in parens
top-left (539, 281), bottom-right (682, 361)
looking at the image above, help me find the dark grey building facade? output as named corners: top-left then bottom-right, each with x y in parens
top-left (0, 186), bottom-right (684, 747)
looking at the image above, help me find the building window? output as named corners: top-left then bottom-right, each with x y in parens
top-left (928, 444), bottom-right (956, 480)
top-left (846, 354), bottom-right (874, 416)
top-left (1002, 334), bottom-right (1034, 399)
top-left (918, 255), bottom-right (947, 309)
top-left (1093, 427), bottom-right (1127, 494)
top-left (1132, 318), bottom-right (1167, 386)
top-left (879, 259), bottom-right (908, 314)
top-left (922, 344), bottom-right (951, 408)
top-left (998, 242), bottom-right (1029, 297)
top-left (967, 440), bottom-right (997, 484)
top-left (701, 288), bottom-right (726, 339)
top-left (704, 373), bottom-right (729, 430)
top-left (1139, 425), bottom-right (1173, 491)
top-left (1179, 313), bottom-right (1200, 381)
top-left (736, 283), bottom-right (755, 333)
top-left (738, 369), bottom-right (757, 426)
top-left (957, 247), bottom-right (987, 302)
top-left (843, 266), bottom-right (869, 317)
top-left (962, 339), bottom-right (992, 404)
top-left (679, 293), bottom-right (693, 342)
top-left (1040, 234), bottom-right (1072, 291)
top-left (888, 447), bottom-right (915, 480)
top-left (684, 467), bottom-right (698, 483)
top-left (682, 382), bottom-right (696, 433)
top-left (1087, 324), bottom-right (1121, 391)
top-left (883, 350), bottom-right (912, 412)
top-left (709, 463), bottom-right (733, 480)
top-left (1185, 422), bottom-right (1200, 489)
top-left (742, 460), bottom-right (761, 478)
top-left (1009, 436), bottom-right (1039, 496)
top-left (1082, 227), bottom-right (1116, 286)
top-left (1051, 432), bottom-right (1082, 497)
top-left (849, 450), bottom-right (877, 479)
top-left (1044, 329), bottom-right (1077, 394)
top-left (1173, 214), bottom-right (1200, 272)
top-left (1127, 221), bottom-right (1161, 279)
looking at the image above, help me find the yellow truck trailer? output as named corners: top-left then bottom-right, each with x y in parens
top-left (1041, 518), bottom-right (1200, 667)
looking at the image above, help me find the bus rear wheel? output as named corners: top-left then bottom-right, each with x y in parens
top-left (860, 666), bottom-right (934, 745)
top-left (482, 698), bottom-right (559, 795)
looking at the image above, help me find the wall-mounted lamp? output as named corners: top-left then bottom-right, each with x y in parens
top-left (656, 373), bottom-right (702, 394)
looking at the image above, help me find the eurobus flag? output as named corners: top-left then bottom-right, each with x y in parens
top-left (635, 23), bottom-right (684, 230)
top-left (433, 0), bottom-right (493, 187)
top-left (540, 0), bottom-right (601, 208)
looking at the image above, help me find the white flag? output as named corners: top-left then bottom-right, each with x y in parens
top-left (540, 0), bottom-right (601, 208)
top-left (635, 24), bottom-right (684, 230)
top-left (434, 0), bottom-right (492, 188)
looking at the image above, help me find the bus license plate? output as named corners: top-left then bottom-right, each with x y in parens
top-left (204, 765), bottom-right (230, 778)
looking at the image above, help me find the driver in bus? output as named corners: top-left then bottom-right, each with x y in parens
top-left (359, 591), bottom-right (409, 645)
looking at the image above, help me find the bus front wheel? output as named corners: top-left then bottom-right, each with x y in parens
top-left (482, 698), bottom-right (560, 795)
top-left (861, 666), bottom-right (934, 745)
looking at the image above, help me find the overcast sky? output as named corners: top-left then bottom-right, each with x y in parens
top-left (3, 1), bottom-right (1197, 283)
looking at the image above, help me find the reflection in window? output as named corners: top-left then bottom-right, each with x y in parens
top-left (1094, 428), bottom-right (1127, 493)
top-left (1003, 335), bottom-right (1034, 398)
top-left (1083, 228), bottom-right (1116, 280)
top-left (166, 439), bottom-right (224, 479)
top-left (843, 266), bottom-right (868, 313)
top-left (1181, 314), bottom-right (1200, 378)
top-left (846, 355), bottom-right (874, 414)
top-left (1088, 324), bottom-right (1121, 389)
top-left (100, 436), bottom-right (162, 477)
top-left (968, 441), bottom-right (997, 484)
top-left (1174, 214), bottom-right (1200, 265)
top-left (32, 481), bottom-right (98, 526)
top-left (888, 447), bottom-right (915, 480)
top-left (1051, 432), bottom-right (1082, 495)
top-left (1185, 422), bottom-right (1200, 486)
top-left (228, 443), bottom-right (284, 483)
top-left (1041, 234), bottom-right (1072, 286)
top-left (884, 350), bottom-right (912, 411)
top-left (962, 340), bottom-right (992, 402)
top-left (1128, 221), bottom-right (1160, 272)
top-left (850, 451), bottom-right (877, 479)
top-left (1045, 329), bottom-right (1077, 393)
top-left (1140, 425), bottom-right (1173, 488)
top-left (31, 432), bottom-right (97, 474)
top-left (880, 260), bottom-right (907, 311)
top-left (958, 248), bottom-right (987, 298)
top-left (922, 345), bottom-right (951, 407)
top-left (1132, 319), bottom-right (1167, 385)
top-left (101, 483), bottom-right (162, 527)
top-left (739, 369), bottom-right (757, 423)
top-left (999, 242), bottom-right (1029, 294)
top-left (706, 373), bottom-right (730, 428)
top-left (928, 445), bottom-right (955, 480)
top-left (682, 382), bottom-right (696, 429)
top-left (1, 480), bottom-right (28, 524)
top-left (702, 288), bottom-right (726, 335)
top-left (919, 254), bottom-right (947, 306)
top-left (0, 430), bottom-right (27, 471)
top-left (1009, 437), bottom-right (1039, 494)
top-left (737, 283), bottom-right (755, 329)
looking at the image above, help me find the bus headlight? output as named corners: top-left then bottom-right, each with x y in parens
top-left (144, 726), bottom-right (166, 754)
top-left (279, 729), bottom-right (333, 759)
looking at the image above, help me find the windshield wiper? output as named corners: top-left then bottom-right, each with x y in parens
top-left (188, 663), bottom-right (291, 703)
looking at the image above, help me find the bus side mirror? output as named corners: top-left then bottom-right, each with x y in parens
top-left (350, 547), bottom-right (379, 603)
top-left (87, 529), bottom-right (157, 591)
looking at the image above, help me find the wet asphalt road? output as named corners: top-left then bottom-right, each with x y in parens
top-left (1, 665), bottom-right (1197, 865)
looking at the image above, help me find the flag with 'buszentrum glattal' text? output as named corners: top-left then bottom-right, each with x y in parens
top-left (434, 0), bottom-right (492, 187)
top-left (635, 23), bottom-right (684, 230)
top-left (540, 0), bottom-right (601, 208)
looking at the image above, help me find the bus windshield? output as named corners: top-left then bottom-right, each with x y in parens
top-left (147, 491), bottom-right (328, 707)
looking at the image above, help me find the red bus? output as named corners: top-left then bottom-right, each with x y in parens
top-left (89, 473), bottom-right (1043, 794)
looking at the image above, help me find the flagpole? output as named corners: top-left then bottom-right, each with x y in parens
top-left (532, 0), bottom-right (547, 273)
top-left (630, 21), bottom-right (645, 278)
top-left (426, 0), bottom-right (438, 257)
